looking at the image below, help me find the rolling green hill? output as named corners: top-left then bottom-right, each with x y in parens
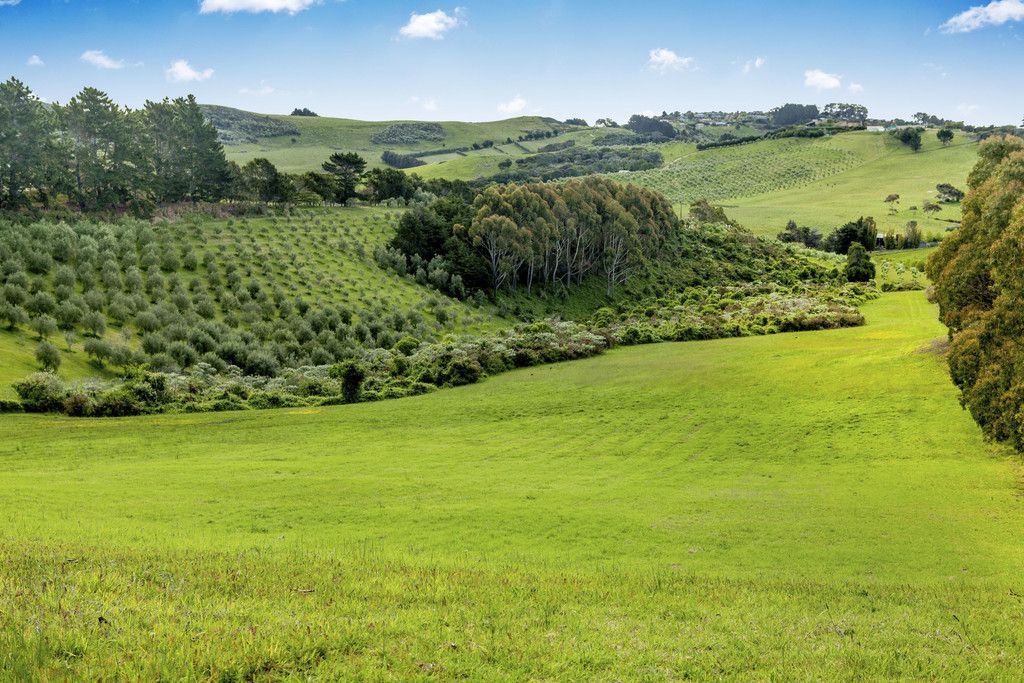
top-left (204, 106), bottom-right (576, 175)
top-left (209, 106), bottom-right (977, 240)
top-left (3, 292), bottom-right (1023, 678)
top-left (620, 130), bottom-right (977, 237)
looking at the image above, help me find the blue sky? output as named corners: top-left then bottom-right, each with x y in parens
top-left (1, 0), bottom-right (1022, 124)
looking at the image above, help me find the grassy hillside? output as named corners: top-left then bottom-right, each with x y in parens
top-left (621, 130), bottom-right (976, 237)
top-left (216, 107), bottom-right (977, 241)
top-left (729, 133), bottom-right (977, 237)
top-left (3, 292), bottom-right (1023, 678)
top-left (208, 107), bottom-right (572, 174)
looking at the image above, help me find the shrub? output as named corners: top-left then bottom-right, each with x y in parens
top-left (63, 391), bottom-right (97, 417)
top-left (94, 388), bottom-right (144, 417)
top-left (329, 359), bottom-right (365, 403)
top-left (393, 336), bottom-right (420, 356)
top-left (0, 398), bottom-right (23, 413)
top-left (13, 372), bottom-right (68, 412)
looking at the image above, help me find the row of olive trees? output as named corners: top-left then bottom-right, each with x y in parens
top-left (0, 217), bottom-right (455, 377)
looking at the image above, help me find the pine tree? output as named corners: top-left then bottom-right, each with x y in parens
top-left (0, 78), bottom-right (60, 208)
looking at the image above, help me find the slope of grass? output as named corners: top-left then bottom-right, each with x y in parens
top-left (2, 292), bottom-right (1023, 678)
top-left (624, 134), bottom-right (874, 203)
top-left (0, 330), bottom-right (112, 400)
top-left (620, 130), bottom-right (975, 237)
top-left (216, 111), bottom-right (569, 174)
top-left (727, 132), bottom-right (976, 237)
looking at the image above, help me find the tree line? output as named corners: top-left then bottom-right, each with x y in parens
top-left (388, 177), bottom-right (679, 296)
top-left (0, 78), bottom-right (446, 215)
top-left (927, 135), bottom-right (1024, 450)
top-left (1, 78), bottom-right (233, 212)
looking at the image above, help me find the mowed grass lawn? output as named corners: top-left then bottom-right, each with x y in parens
top-left (2, 292), bottom-right (1023, 679)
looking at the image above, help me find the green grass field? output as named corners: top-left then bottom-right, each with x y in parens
top-left (220, 113), bottom-right (570, 175)
top-left (214, 109), bottom-right (976, 242)
top-left (620, 131), bottom-right (976, 237)
top-left (727, 133), bottom-right (976, 237)
top-left (3, 292), bottom-right (1022, 679)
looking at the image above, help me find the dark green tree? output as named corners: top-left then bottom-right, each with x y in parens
top-left (145, 95), bottom-right (232, 202)
top-left (0, 78), bottom-right (61, 208)
top-left (240, 158), bottom-right (293, 203)
top-left (363, 167), bottom-right (418, 203)
top-left (321, 152), bottom-right (366, 203)
top-left (844, 243), bottom-right (876, 282)
top-left (937, 128), bottom-right (955, 146)
top-left (60, 87), bottom-right (154, 211)
top-left (329, 359), bottom-right (365, 403)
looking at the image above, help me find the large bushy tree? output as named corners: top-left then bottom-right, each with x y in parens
top-left (321, 152), bottom-right (366, 203)
top-left (927, 135), bottom-right (1024, 448)
top-left (144, 95), bottom-right (232, 202)
top-left (60, 87), bottom-right (154, 211)
top-left (0, 77), bottom-right (61, 208)
top-left (391, 177), bottom-right (676, 296)
top-left (771, 103), bottom-right (819, 127)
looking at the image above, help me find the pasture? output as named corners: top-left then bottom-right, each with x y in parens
top-left (622, 130), bottom-right (975, 238)
top-left (218, 112), bottom-right (573, 175)
top-left (3, 292), bottom-right (1022, 679)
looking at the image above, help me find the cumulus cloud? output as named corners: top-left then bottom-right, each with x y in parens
top-left (200, 0), bottom-right (321, 13)
top-left (166, 60), bottom-right (214, 82)
top-left (399, 9), bottom-right (464, 39)
top-left (941, 0), bottom-right (1024, 32)
top-left (742, 56), bottom-right (766, 74)
top-left (848, 82), bottom-right (864, 93)
top-left (648, 48), bottom-right (695, 73)
top-left (0, 1), bottom-right (22, 6)
top-left (27, 55), bottom-right (44, 67)
top-left (81, 50), bottom-right (125, 70)
top-left (497, 95), bottom-right (527, 115)
top-left (804, 68), bottom-right (841, 90)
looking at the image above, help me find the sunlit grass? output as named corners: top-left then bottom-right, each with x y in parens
top-left (2, 292), bottom-right (1022, 678)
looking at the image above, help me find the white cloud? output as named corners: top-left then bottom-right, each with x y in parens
top-left (399, 9), bottom-right (464, 39)
top-left (80, 50), bottom-right (125, 70)
top-left (0, 1), bottom-right (22, 6)
top-left (166, 60), bottom-right (214, 82)
top-left (848, 82), bottom-right (864, 93)
top-left (804, 68), bottom-right (841, 90)
top-left (648, 48), bottom-right (695, 73)
top-left (497, 95), bottom-right (527, 115)
top-left (239, 81), bottom-right (275, 96)
top-left (26, 55), bottom-right (44, 67)
top-left (742, 56), bottom-right (766, 74)
top-left (200, 0), bottom-right (320, 14)
top-left (941, 0), bottom-right (1024, 32)
top-left (410, 96), bottom-right (439, 112)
